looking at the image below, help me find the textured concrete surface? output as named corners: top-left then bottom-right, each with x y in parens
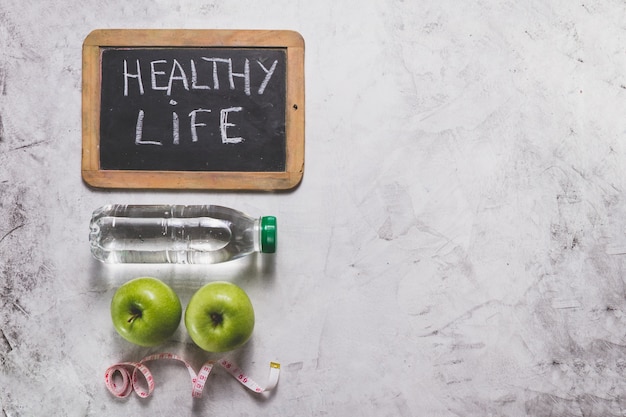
top-left (1, 1), bottom-right (626, 416)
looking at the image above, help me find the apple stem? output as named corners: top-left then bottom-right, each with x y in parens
top-left (128, 307), bottom-right (142, 323)
top-left (210, 312), bottom-right (223, 327)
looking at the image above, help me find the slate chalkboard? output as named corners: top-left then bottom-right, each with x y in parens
top-left (82, 30), bottom-right (304, 190)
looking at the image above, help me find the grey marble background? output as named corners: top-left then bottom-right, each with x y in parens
top-left (2, 0), bottom-right (626, 416)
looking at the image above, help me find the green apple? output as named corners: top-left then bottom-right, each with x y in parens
top-left (184, 281), bottom-right (255, 352)
top-left (110, 277), bottom-right (182, 347)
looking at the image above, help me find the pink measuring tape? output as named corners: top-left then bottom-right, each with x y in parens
top-left (105, 353), bottom-right (280, 399)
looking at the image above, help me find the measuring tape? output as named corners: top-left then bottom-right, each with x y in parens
top-left (104, 352), bottom-right (280, 399)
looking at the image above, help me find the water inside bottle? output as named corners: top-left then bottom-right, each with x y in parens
top-left (89, 205), bottom-right (260, 264)
top-left (95, 217), bottom-right (228, 262)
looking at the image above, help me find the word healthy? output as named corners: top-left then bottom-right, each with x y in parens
top-left (121, 56), bottom-right (280, 146)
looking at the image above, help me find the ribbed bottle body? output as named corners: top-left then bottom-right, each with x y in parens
top-left (89, 205), bottom-right (260, 264)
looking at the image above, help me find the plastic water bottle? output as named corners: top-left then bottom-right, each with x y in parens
top-left (89, 204), bottom-right (276, 264)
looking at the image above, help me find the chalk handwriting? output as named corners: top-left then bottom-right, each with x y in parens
top-left (124, 60), bottom-right (144, 96)
top-left (134, 107), bottom-right (246, 146)
top-left (123, 58), bottom-right (278, 97)
top-left (220, 107), bottom-right (243, 144)
top-left (123, 55), bottom-right (281, 146)
top-left (189, 109), bottom-right (212, 143)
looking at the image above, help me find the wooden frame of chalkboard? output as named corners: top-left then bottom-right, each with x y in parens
top-left (82, 29), bottom-right (304, 190)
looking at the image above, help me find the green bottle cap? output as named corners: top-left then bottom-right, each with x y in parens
top-left (260, 216), bottom-right (277, 253)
